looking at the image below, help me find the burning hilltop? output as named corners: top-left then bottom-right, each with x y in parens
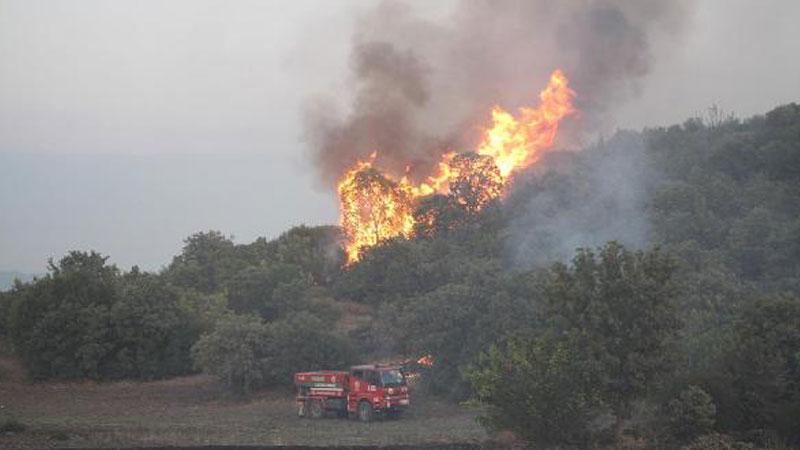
top-left (338, 70), bottom-right (576, 263)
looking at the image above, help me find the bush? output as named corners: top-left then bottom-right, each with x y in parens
top-left (388, 263), bottom-right (539, 400)
top-left (192, 311), bottom-right (356, 395)
top-left (0, 417), bottom-right (27, 433)
top-left (226, 263), bottom-right (311, 321)
top-left (104, 270), bottom-right (199, 379)
top-left (0, 291), bottom-right (12, 336)
top-left (262, 312), bottom-right (357, 385)
top-left (191, 313), bottom-right (270, 395)
top-left (707, 295), bottom-right (800, 440)
top-left (468, 334), bottom-right (603, 447)
top-left (664, 385), bottom-right (717, 442)
top-left (165, 231), bottom-right (246, 294)
top-left (683, 433), bottom-right (754, 450)
top-left (7, 252), bottom-right (197, 380)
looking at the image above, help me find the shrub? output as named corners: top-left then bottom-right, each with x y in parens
top-left (191, 313), bottom-right (270, 395)
top-left (0, 417), bottom-right (27, 433)
top-left (708, 295), bottom-right (800, 439)
top-left (262, 312), bottom-right (357, 385)
top-left (192, 311), bottom-right (356, 395)
top-left (684, 433), bottom-right (754, 450)
top-left (225, 263), bottom-right (311, 321)
top-left (468, 334), bottom-right (603, 447)
top-left (8, 253), bottom-right (197, 380)
top-left (0, 291), bottom-right (12, 336)
top-left (664, 385), bottom-right (717, 442)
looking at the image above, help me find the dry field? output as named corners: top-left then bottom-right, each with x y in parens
top-left (0, 347), bottom-right (486, 449)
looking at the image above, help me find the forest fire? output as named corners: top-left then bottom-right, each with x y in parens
top-left (338, 70), bottom-right (576, 263)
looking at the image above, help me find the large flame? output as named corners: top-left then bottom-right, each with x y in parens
top-left (338, 70), bottom-right (576, 263)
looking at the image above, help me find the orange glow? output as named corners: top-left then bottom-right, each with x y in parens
top-left (478, 69), bottom-right (576, 178)
top-left (338, 70), bottom-right (576, 263)
top-left (337, 153), bottom-right (416, 264)
top-left (417, 355), bottom-right (434, 367)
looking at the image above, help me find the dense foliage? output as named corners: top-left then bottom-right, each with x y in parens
top-left (3, 104), bottom-right (799, 446)
top-left (468, 243), bottom-right (680, 444)
top-left (6, 252), bottom-right (196, 380)
top-left (191, 312), bottom-right (355, 395)
top-left (468, 333), bottom-right (602, 446)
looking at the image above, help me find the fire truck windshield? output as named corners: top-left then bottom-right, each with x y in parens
top-left (379, 369), bottom-right (405, 387)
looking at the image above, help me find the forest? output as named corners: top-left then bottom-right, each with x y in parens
top-left (2, 103), bottom-right (799, 448)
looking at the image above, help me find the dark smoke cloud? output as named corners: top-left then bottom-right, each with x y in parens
top-left (304, 0), bottom-right (692, 186)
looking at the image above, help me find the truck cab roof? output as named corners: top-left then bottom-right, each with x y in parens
top-left (350, 364), bottom-right (401, 371)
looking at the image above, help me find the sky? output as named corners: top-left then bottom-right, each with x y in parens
top-left (1, 0), bottom-right (799, 273)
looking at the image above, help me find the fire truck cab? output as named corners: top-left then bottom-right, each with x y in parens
top-left (294, 364), bottom-right (409, 422)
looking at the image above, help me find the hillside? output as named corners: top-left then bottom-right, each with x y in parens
top-left (1, 104), bottom-right (799, 448)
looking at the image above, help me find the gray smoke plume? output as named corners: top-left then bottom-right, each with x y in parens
top-left (505, 131), bottom-right (656, 268)
top-left (304, 0), bottom-right (692, 186)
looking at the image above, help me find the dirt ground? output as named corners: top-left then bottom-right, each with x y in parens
top-left (0, 349), bottom-right (487, 449)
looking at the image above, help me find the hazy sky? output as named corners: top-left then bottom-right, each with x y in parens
top-left (1, 0), bottom-right (799, 272)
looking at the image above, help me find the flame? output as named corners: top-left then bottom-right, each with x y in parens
top-left (338, 70), bottom-right (576, 263)
top-left (478, 69), bottom-right (575, 178)
top-left (337, 152), bottom-right (416, 263)
top-left (416, 355), bottom-right (434, 367)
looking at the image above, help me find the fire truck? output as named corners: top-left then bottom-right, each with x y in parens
top-left (294, 364), bottom-right (410, 422)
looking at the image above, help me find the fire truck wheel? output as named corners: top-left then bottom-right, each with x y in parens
top-left (309, 399), bottom-right (324, 419)
top-left (357, 400), bottom-right (373, 423)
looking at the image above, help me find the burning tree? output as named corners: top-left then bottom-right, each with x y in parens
top-left (447, 153), bottom-right (503, 213)
top-left (338, 159), bottom-right (415, 263)
top-left (337, 69), bottom-right (577, 263)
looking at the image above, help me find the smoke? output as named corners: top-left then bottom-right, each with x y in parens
top-left (505, 131), bottom-right (656, 268)
top-left (304, 0), bottom-right (692, 186)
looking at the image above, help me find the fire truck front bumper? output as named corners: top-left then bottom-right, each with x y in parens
top-left (382, 397), bottom-right (410, 411)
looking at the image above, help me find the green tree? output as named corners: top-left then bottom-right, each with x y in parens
top-left (8, 252), bottom-right (196, 380)
top-left (662, 385), bottom-right (717, 442)
top-left (468, 334), bottom-right (603, 447)
top-left (192, 312), bottom-right (356, 394)
top-left (226, 263), bottom-right (310, 320)
top-left (106, 269), bottom-right (198, 379)
top-left (708, 295), bottom-right (800, 439)
top-left (166, 231), bottom-right (245, 293)
top-left (8, 251), bottom-right (119, 379)
top-left (389, 261), bottom-right (539, 399)
top-left (0, 290), bottom-right (13, 336)
top-left (272, 226), bottom-right (344, 285)
top-left (543, 242), bottom-right (681, 440)
top-left (191, 313), bottom-right (270, 395)
top-left (333, 238), bottom-right (442, 304)
top-left (261, 312), bottom-right (356, 385)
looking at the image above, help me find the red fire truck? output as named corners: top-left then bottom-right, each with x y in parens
top-left (294, 364), bottom-right (410, 422)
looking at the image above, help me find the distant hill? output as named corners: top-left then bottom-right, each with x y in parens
top-left (0, 271), bottom-right (39, 291)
